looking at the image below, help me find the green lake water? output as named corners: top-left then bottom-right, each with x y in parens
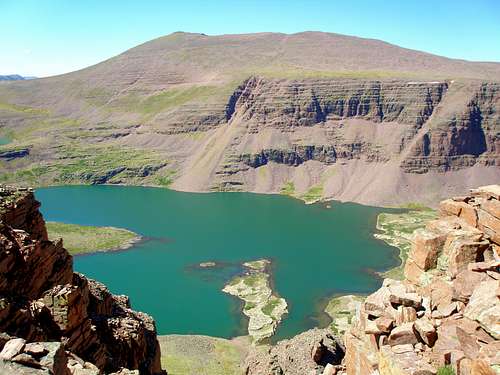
top-left (0, 137), bottom-right (11, 145)
top-left (36, 185), bottom-right (399, 340)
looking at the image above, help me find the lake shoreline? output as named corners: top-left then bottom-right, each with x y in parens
top-left (46, 221), bottom-right (143, 256)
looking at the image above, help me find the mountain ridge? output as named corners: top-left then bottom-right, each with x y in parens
top-left (0, 31), bottom-right (498, 206)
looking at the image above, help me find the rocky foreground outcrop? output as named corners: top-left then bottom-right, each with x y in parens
top-left (0, 186), bottom-right (164, 374)
top-left (244, 328), bottom-right (345, 375)
top-left (345, 185), bottom-right (500, 374)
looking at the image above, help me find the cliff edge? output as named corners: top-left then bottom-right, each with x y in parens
top-left (0, 186), bottom-right (164, 374)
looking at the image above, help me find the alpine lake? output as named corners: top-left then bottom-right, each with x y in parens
top-left (36, 185), bottom-right (400, 341)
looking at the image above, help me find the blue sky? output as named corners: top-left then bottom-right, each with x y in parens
top-left (1, 0), bottom-right (499, 77)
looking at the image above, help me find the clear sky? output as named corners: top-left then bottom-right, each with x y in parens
top-left (1, 0), bottom-right (499, 77)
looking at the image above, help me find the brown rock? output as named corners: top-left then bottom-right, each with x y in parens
top-left (447, 238), bottom-right (489, 278)
top-left (388, 323), bottom-right (419, 346)
top-left (391, 344), bottom-right (414, 354)
top-left (439, 199), bottom-right (464, 217)
top-left (344, 332), bottom-right (379, 375)
top-left (375, 316), bottom-right (394, 333)
top-left (12, 352), bottom-right (40, 367)
top-left (379, 345), bottom-right (437, 375)
top-left (456, 327), bottom-right (480, 359)
top-left (478, 341), bottom-right (500, 367)
top-left (414, 318), bottom-right (437, 347)
top-left (470, 359), bottom-right (497, 375)
top-left (477, 209), bottom-right (500, 245)
top-left (464, 279), bottom-right (500, 339)
top-left (364, 286), bottom-right (391, 318)
top-left (395, 306), bottom-right (417, 326)
top-left (468, 261), bottom-right (500, 272)
top-left (410, 229), bottom-right (447, 271)
top-left (453, 269), bottom-right (490, 302)
top-left (481, 198), bottom-right (500, 220)
top-left (404, 258), bottom-right (427, 286)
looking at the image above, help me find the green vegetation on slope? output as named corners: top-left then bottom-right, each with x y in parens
top-left (0, 141), bottom-right (173, 187)
top-left (158, 335), bottom-right (249, 375)
top-left (375, 208), bottom-right (437, 279)
top-left (280, 181), bottom-right (295, 196)
top-left (46, 222), bottom-right (139, 255)
top-left (301, 184), bottom-right (324, 204)
top-left (437, 366), bottom-right (456, 375)
top-left (324, 295), bottom-right (364, 336)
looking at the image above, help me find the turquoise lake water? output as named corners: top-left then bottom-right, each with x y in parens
top-left (36, 185), bottom-right (399, 340)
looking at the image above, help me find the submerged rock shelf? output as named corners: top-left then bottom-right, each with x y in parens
top-left (223, 259), bottom-right (288, 342)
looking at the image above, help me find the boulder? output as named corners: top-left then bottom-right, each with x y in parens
top-left (477, 209), bottom-right (500, 245)
top-left (414, 318), bottom-right (437, 347)
top-left (409, 229), bottom-right (447, 271)
top-left (388, 323), bottom-right (419, 346)
top-left (464, 280), bottom-right (500, 339)
top-left (452, 269), bottom-right (490, 302)
top-left (395, 306), bottom-right (417, 326)
top-left (378, 345), bottom-right (436, 375)
top-left (447, 238), bottom-right (489, 278)
top-left (481, 198), bottom-right (500, 220)
top-left (374, 317), bottom-right (394, 333)
top-left (0, 338), bottom-right (26, 360)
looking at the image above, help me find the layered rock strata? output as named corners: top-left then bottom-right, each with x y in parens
top-left (0, 185), bottom-right (164, 375)
top-left (345, 185), bottom-right (500, 374)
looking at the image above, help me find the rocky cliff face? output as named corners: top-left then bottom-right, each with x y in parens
top-left (0, 186), bottom-right (164, 375)
top-left (345, 185), bottom-right (500, 374)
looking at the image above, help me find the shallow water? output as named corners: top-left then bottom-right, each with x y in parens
top-left (36, 185), bottom-right (399, 340)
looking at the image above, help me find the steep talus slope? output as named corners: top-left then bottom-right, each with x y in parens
top-left (0, 186), bottom-right (164, 374)
top-left (0, 32), bottom-right (498, 206)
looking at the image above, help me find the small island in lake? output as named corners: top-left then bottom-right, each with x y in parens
top-left (223, 259), bottom-right (287, 342)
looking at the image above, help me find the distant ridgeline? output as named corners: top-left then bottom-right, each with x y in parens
top-left (0, 74), bottom-right (36, 81)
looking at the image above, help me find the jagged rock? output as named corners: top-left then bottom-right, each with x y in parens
top-left (388, 323), bottom-right (419, 346)
top-left (395, 306), bottom-right (417, 326)
top-left (374, 317), bottom-right (394, 333)
top-left (414, 318), bottom-right (437, 347)
top-left (463, 279), bottom-right (500, 339)
top-left (0, 187), bottom-right (164, 374)
top-left (378, 345), bottom-right (436, 375)
top-left (446, 237), bottom-right (489, 278)
top-left (245, 328), bottom-right (344, 375)
top-left (453, 269), bottom-right (490, 302)
top-left (408, 228), bottom-right (446, 271)
top-left (346, 186), bottom-right (500, 375)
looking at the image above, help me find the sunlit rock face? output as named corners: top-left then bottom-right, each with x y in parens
top-left (0, 186), bottom-right (164, 375)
